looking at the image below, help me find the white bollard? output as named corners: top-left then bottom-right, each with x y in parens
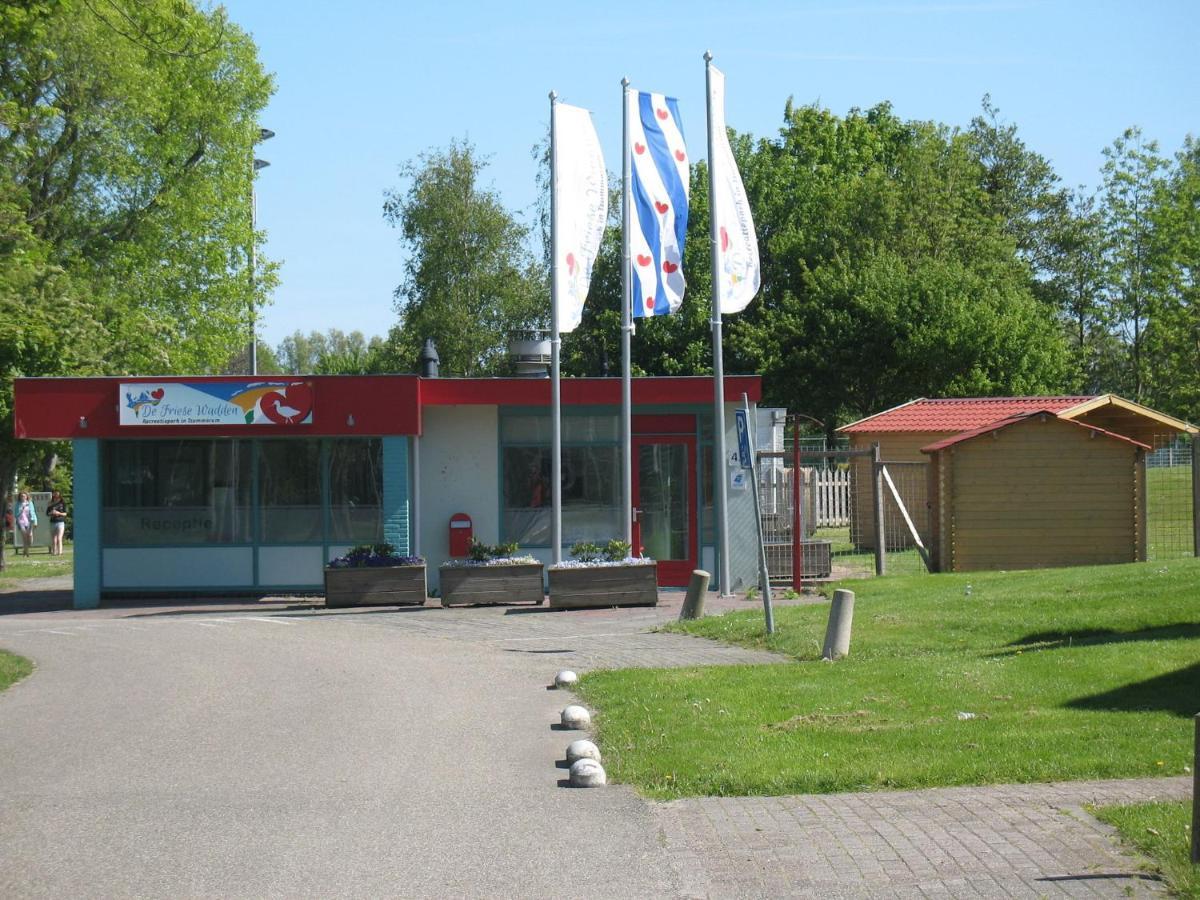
top-left (554, 670), bottom-right (578, 689)
top-left (566, 739), bottom-right (601, 764)
top-left (561, 705), bottom-right (591, 729)
top-left (821, 589), bottom-right (855, 660)
top-left (569, 758), bottom-right (607, 787)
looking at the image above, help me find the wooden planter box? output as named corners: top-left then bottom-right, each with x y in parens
top-left (439, 562), bottom-right (545, 607)
top-left (324, 564), bottom-right (427, 608)
top-left (548, 563), bottom-right (658, 609)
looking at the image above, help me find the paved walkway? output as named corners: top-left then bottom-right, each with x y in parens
top-left (0, 587), bottom-right (1189, 898)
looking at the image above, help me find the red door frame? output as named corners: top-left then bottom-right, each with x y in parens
top-left (631, 434), bottom-right (698, 587)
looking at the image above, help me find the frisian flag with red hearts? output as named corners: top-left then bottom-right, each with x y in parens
top-left (628, 90), bottom-right (689, 318)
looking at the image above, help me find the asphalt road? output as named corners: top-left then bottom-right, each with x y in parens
top-left (0, 607), bottom-right (681, 898)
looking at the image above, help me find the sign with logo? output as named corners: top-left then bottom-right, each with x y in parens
top-left (734, 409), bottom-right (753, 468)
top-left (119, 382), bottom-right (314, 426)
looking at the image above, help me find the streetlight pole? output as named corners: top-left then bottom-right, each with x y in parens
top-left (250, 127), bottom-right (274, 376)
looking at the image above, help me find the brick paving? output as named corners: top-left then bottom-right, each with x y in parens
top-left (654, 777), bottom-right (1189, 898)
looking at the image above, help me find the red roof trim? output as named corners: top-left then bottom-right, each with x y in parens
top-left (920, 411), bottom-right (1151, 453)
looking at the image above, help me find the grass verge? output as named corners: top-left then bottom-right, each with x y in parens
top-left (0, 542), bottom-right (73, 581)
top-left (1094, 801), bottom-right (1199, 898)
top-left (0, 649), bottom-right (33, 692)
top-left (576, 559), bottom-right (1200, 799)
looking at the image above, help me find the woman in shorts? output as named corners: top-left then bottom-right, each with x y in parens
top-left (48, 490), bottom-right (68, 556)
top-left (15, 492), bottom-right (37, 557)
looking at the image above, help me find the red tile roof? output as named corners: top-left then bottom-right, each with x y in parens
top-left (838, 396), bottom-right (1096, 434)
top-left (919, 411), bottom-right (1151, 453)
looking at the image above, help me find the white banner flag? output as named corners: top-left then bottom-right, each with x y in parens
top-left (553, 102), bottom-right (608, 333)
top-left (708, 65), bottom-right (760, 315)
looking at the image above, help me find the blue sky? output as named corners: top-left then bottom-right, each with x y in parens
top-left (220, 0), bottom-right (1200, 348)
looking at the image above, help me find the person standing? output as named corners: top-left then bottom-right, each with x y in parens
top-left (48, 490), bottom-right (68, 556)
top-left (15, 491), bottom-right (37, 557)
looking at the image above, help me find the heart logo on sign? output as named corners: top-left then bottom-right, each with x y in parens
top-left (662, 260), bottom-right (678, 274)
top-left (634, 142), bottom-right (645, 155)
top-left (645, 297), bottom-right (655, 309)
top-left (675, 149), bottom-right (685, 162)
top-left (261, 382), bottom-right (314, 426)
top-left (150, 388), bottom-right (165, 401)
top-left (636, 254), bottom-right (651, 267)
top-left (655, 201), bottom-right (669, 214)
top-left (656, 108), bottom-right (668, 120)
top-left (720, 226), bottom-right (730, 253)
top-left (566, 252), bottom-right (576, 276)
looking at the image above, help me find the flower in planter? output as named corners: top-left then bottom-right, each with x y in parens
top-left (551, 538), bottom-right (655, 570)
top-left (328, 543), bottom-right (424, 569)
top-left (446, 538), bottom-right (537, 567)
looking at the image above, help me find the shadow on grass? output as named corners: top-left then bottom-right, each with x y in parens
top-left (1005, 622), bottom-right (1200, 651)
top-left (1066, 661), bottom-right (1200, 717)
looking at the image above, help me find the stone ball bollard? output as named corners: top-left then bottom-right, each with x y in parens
top-left (566, 739), bottom-right (601, 765)
top-left (569, 758), bottom-right (607, 788)
top-left (560, 705), bottom-right (591, 729)
top-left (554, 670), bottom-right (579, 689)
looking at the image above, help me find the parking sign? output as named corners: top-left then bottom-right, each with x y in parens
top-left (734, 409), bottom-right (752, 468)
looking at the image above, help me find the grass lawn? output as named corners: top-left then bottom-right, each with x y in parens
top-left (576, 558), bottom-right (1200, 799)
top-left (0, 542), bottom-right (73, 581)
top-left (0, 649), bottom-right (33, 692)
top-left (1094, 801), bottom-right (1200, 898)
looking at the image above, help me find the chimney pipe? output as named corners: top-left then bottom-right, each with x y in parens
top-left (418, 339), bottom-right (440, 378)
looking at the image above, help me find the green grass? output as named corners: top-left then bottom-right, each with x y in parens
top-left (576, 559), bottom-right (1200, 799)
top-left (0, 649), bottom-right (33, 692)
top-left (0, 542), bottom-right (73, 581)
top-left (1094, 801), bottom-right (1200, 898)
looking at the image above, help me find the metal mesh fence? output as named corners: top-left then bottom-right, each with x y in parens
top-left (1147, 434), bottom-right (1195, 561)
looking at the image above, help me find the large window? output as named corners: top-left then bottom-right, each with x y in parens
top-left (329, 439), bottom-right (383, 543)
top-left (104, 440), bottom-right (252, 545)
top-left (103, 438), bottom-right (385, 547)
top-left (501, 415), bottom-right (622, 546)
top-left (258, 440), bottom-right (322, 542)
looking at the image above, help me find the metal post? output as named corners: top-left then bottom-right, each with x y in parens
top-left (744, 393), bottom-right (774, 634)
top-left (249, 180), bottom-right (258, 376)
top-left (1192, 434), bottom-right (1199, 558)
top-left (411, 435), bottom-right (421, 558)
top-left (1193, 713), bottom-right (1200, 864)
top-left (705, 51), bottom-right (732, 597)
top-left (549, 92), bottom-right (563, 565)
top-left (792, 415), bottom-right (802, 592)
top-left (872, 442), bottom-right (885, 576)
top-left (620, 78), bottom-right (633, 549)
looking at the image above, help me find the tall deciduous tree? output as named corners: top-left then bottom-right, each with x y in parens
top-left (276, 329), bottom-right (385, 374)
top-left (381, 140), bottom-right (543, 375)
top-left (0, 0), bottom-right (273, 503)
top-left (1100, 127), bottom-right (1168, 402)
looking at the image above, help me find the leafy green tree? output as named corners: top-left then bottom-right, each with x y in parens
top-left (1099, 127), bottom-right (1168, 401)
top-left (381, 140), bottom-right (543, 375)
top-left (276, 329), bottom-right (385, 374)
top-left (1144, 137), bottom-right (1200, 421)
top-left (0, 0), bottom-right (273, 494)
top-left (725, 101), bottom-right (1069, 434)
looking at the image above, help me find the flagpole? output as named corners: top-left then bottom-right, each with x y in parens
top-left (705, 51), bottom-right (732, 596)
top-left (620, 77), bottom-right (634, 550)
top-left (549, 91), bottom-right (563, 565)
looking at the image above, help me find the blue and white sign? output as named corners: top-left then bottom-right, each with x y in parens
top-left (734, 409), bottom-right (752, 468)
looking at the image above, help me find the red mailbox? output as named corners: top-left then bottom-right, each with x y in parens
top-left (449, 513), bottom-right (473, 558)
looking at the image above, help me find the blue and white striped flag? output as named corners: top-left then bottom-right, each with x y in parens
top-left (628, 90), bottom-right (689, 318)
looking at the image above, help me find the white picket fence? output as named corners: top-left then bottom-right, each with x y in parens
top-left (757, 467), bottom-right (851, 528)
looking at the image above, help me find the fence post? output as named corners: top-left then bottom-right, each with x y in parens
top-left (1192, 434), bottom-right (1199, 558)
top-left (1192, 713), bottom-right (1199, 864)
top-left (792, 416), bottom-right (802, 592)
top-left (872, 442), bottom-right (885, 576)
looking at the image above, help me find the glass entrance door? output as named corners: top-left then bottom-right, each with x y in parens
top-left (633, 436), bottom-right (697, 586)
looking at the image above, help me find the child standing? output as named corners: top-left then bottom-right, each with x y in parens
top-left (15, 492), bottom-right (37, 556)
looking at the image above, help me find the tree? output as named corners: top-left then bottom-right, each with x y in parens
top-left (381, 140), bottom-right (543, 375)
top-left (276, 329), bottom-right (385, 374)
top-left (1099, 128), bottom-right (1168, 401)
top-left (0, 0), bottom-right (273, 497)
top-left (1144, 136), bottom-right (1200, 421)
top-left (725, 101), bottom-right (1069, 434)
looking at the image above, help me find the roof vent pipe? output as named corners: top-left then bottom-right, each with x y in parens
top-left (418, 339), bottom-right (440, 378)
